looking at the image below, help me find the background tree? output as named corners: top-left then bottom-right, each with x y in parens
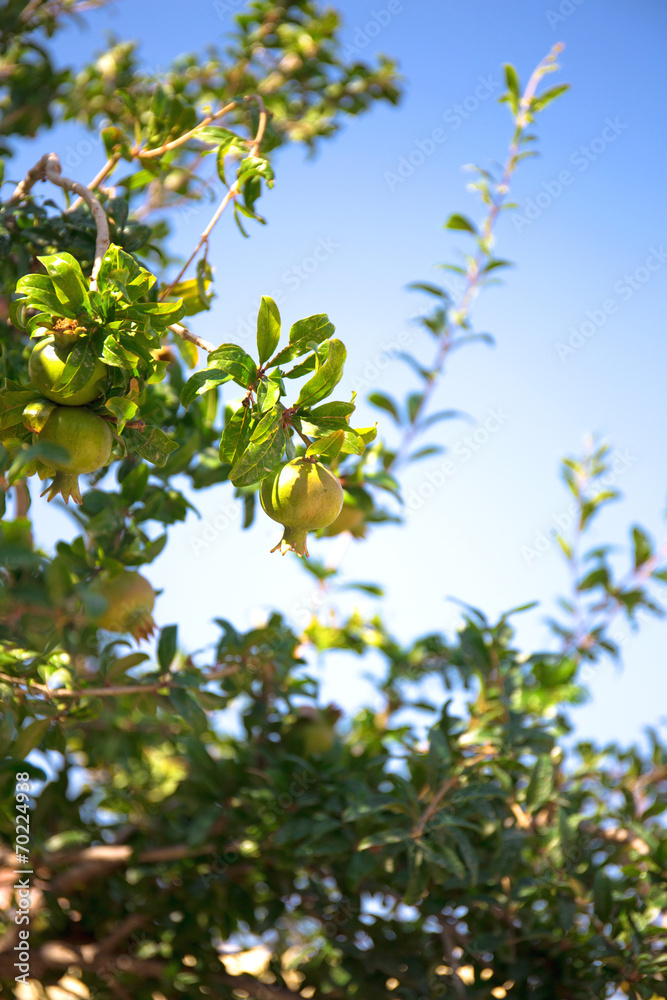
top-left (0, 4), bottom-right (666, 1000)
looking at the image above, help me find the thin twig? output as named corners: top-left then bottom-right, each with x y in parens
top-left (159, 99), bottom-right (268, 301)
top-left (0, 671), bottom-right (172, 699)
top-left (68, 152), bottom-right (121, 212)
top-left (7, 154), bottom-right (50, 204)
top-left (392, 44), bottom-right (564, 467)
top-left (159, 187), bottom-right (237, 301)
top-left (0, 662), bottom-right (240, 700)
top-left (14, 481), bottom-right (29, 517)
top-left (101, 415), bottom-right (146, 431)
top-left (412, 775), bottom-right (460, 839)
top-left (412, 750), bottom-right (491, 838)
top-left (19, 0), bottom-right (43, 22)
top-left (133, 100), bottom-right (240, 159)
top-left (169, 322), bottom-right (215, 354)
top-left (291, 422), bottom-right (313, 449)
top-left (68, 94), bottom-right (266, 211)
top-left (43, 153), bottom-right (110, 285)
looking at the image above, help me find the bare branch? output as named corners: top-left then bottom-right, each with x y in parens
top-left (0, 670), bottom-right (172, 700)
top-left (7, 152), bottom-right (110, 288)
top-left (159, 187), bottom-right (237, 301)
top-left (43, 153), bottom-right (110, 285)
top-left (169, 322), bottom-right (215, 354)
top-left (68, 152), bottom-right (121, 212)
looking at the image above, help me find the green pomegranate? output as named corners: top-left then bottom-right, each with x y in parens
top-left (37, 406), bottom-right (113, 504)
top-left (288, 706), bottom-right (341, 756)
top-left (29, 336), bottom-right (108, 405)
top-left (91, 570), bottom-right (156, 641)
top-left (321, 494), bottom-right (367, 538)
top-left (260, 457), bottom-right (343, 557)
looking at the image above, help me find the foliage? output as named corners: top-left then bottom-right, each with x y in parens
top-left (0, 6), bottom-right (665, 1000)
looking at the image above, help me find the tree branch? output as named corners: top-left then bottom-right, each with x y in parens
top-left (412, 750), bottom-right (492, 838)
top-left (67, 151), bottom-right (121, 212)
top-left (159, 187), bottom-right (237, 301)
top-left (159, 97), bottom-right (268, 301)
top-left (392, 44), bottom-right (565, 467)
top-left (0, 671), bottom-right (172, 699)
top-left (169, 322), bottom-right (215, 354)
top-left (133, 100), bottom-right (240, 159)
top-left (219, 972), bottom-right (308, 1000)
top-left (7, 152), bottom-right (110, 288)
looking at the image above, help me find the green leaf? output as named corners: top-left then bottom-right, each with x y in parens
top-left (306, 430), bottom-right (346, 462)
top-left (593, 869), bottom-right (613, 922)
top-left (157, 625), bottom-right (178, 670)
top-left (97, 244), bottom-right (143, 290)
top-left (8, 441), bottom-right (71, 483)
top-left (281, 353), bottom-right (319, 380)
top-left (425, 841), bottom-right (466, 880)
top-left (368, 392), bottom-right (401, 423)
top-left (632, 526), bottom-right (652, 569)
top-left (14, 718), bottom-right (51, 759)
top-left (256, 375), bottom-right (282, 412)
top-left (169, 687), bottom-right (207, 733)
top-left (102, 336), bottom-right (140, 372)
top-left (196, 125), bottom-right (239, 146)
top-left (338, 428), bottom-right (367, 456)
top-left (0, 390), bottom-right (41, 431)
top-left (180, 368), bottom-right (232, 408)
top-left (307, 400), bottom-right (356, 420)
top-left (256, 295), bottom-right (281, 364)
top-left (289, 314), bottom-right (335, 350)
top-left (219, 404), bottom-right (254, 466)
top-left (229, 408), bottom-right (286, 487)
top-left (37, 252), bottom-right (89, 310)
top-left (420, 409), bottom-right (469, 429)
top-left (125, 426), bottom-right (179, 467)
top-left (343, 582), bottom-right (383, 596)
top-left (208, 344), bottom-right (258, 388)
top-left (15, 274), bottom-right (68, 318)
top-left (358, 829), bottom-right (407, 851)
top-left (163, 276), bottom-right (211, 317)
top-left (532, 83), bottom-right (569, 112)
top-left (525, 755), bottom-right (554, 811)
top-left (407, 281), bottom-right (449, 299)
top-left (22, 400), bottom-right (56, 433)
top-left (504, 63), bottom-right (520, 111)
top-left (295, 339), bottom-right (346, 409)
top-left (268, 314), bottom-right (335, 367)
top-left (353, 426), bottom-right (377, 446)
top-left (52, 334), bottom-right (106, 397)
top-left (103, 396), bottom-right (138, 435)
top-left (445, 213), bottom-right (478, 234)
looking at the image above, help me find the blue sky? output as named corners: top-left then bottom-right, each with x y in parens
top-left (8, 0), bottom-right (667, 746)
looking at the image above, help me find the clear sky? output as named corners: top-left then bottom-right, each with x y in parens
top-left (8, 0), bottom-right (667, 746)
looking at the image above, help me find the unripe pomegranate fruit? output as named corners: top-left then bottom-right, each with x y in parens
top-left (288, 706), bottom-right (341, 756)
top-left (91, 570), bottom-right (156, 641)
top-left (321, 494), bottom-right (367, 538)
top-left (29, 336), bottom-right (108, 405)
top-left (260, 458), bottom-right (343, 557)
top-left (37, 406), bottom-right (112, 504)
